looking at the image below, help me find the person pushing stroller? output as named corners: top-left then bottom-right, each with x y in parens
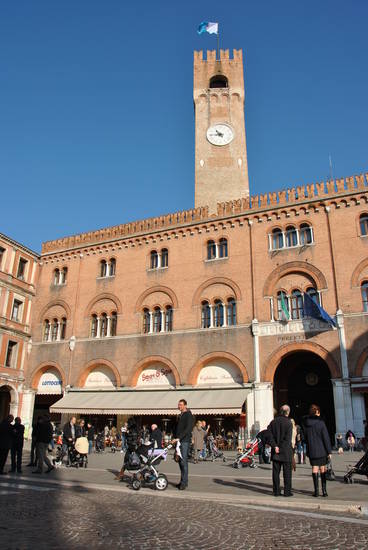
top-left (116, 419), bottom-right (140, 481)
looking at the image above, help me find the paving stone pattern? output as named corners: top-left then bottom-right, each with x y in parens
top-left (1, 486), bottom-right (368, 549)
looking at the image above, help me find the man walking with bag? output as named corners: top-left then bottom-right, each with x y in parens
top-left (172, 399), bottom-right (194, 490)
top-left (267, 404), bottom-right (293, 497)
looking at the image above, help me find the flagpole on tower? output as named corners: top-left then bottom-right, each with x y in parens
top-left (217, 28), bottom-right (220, 61)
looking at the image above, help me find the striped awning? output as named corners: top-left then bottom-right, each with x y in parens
top-left (50, 387), bottom-right (250, 415)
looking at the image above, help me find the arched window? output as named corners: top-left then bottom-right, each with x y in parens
top-left (285, 226), bottom-right (298, 247)
top-left (207, 240), bottom-right (216, 260)
top-left (360, 214), bottom-right (368, 236)
top-left (60, 267), bottom-right (67, 284)
top-left (43, 319), bottom-right (50, 341)
top-left (300, 223), bottom-right (313, 245)
top-left (218, 238), bottom-right (228, 258)
top-left (109, 258), bottom-right (116, 277)
top-left (272, 228), bottom-right (284, 250)
top-left (100, 313), bottom-right (108, 337)
top-left (306, 287), bottom-right (320, 305)
top-left (277, 291), bottom-right (289, 320)
top-left (51, 319), bottom-right (58, 341)
top-left (60, 317), bottom-right (66, 340)
top-left (209, 75), bottom-right (228, 88)
top-left (361, 281), bottom-right (368, 312)
top-left (100, 260), bottom-right (108, 278)
top-left (291, 289), bottom-right (304, 320)
top-left (227, 298), bottom-right (237, 326)
top-left (143, 308), bottom-right (150, 334)
top-left (165, 305), bottom-right (173, 332)
top-left (53, 269), bottom-right (60, 285)
top-left (214, 300), bottom-right (224, 327)
top-left (111, 311), bottom-right (117, 336)
top-left (161, 248), bottom-right (168, 268)
top-left (91, 315), bottom-right (98, 338)
top-left (201, 301), bottom-right (211, 329)
top-left (153, 307), bottom-right (161, 333)
top-left (150, 250), bottom-right (159, 269)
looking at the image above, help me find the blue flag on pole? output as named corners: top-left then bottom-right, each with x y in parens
top-left (198, 22), bottom-right (219, 35)
top-left (303, 292), bottom-right (336, 327)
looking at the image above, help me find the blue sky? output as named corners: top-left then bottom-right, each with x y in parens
top-left (1, 1), bottom-right (367, 252)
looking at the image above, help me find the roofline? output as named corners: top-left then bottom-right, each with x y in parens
top-left (0, 232), bottom-right (40, 259)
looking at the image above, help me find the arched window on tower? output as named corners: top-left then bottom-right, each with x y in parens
top-left (100, 313), bottom-right (108, 337)
top-left (111, 311), bottom-right (117, 336)
top-left (165, 305), bottom-right (173, 332)
top-left (53, 269), bottom-right (60, 285)
top-left (361, 281), bottom-right (368, 312)
top-left (153, 307), bottom-right (161, 333)
top-left (360, 214), bottom-right (368, 236)
top-left (227, 298), bottom-right (237, 326)
top-left (291, 289), bottom-right (304, 320)
top-left (143, 308), bottom-right (150, 334)
top-left (201, 301), bottom-right (211, 329)
top-left (100, 260), bottom-right (108, 278)
top-left (109, 258), bottom-right (116, 277)
top-left (43, 319), bottom-right (50, 341)
top-left (300, 223), bottom-right (313, 245)
top-left (285, 226), bottom-right (298, 247)
top-left (214, 300), bottom-right (224, 327)
top-left (207, 240), bottom-right (216, 260)
top-left (209, 75), bottom-right (228, 88)
top-left (91, 314), bottom-right (98, 338)
top-left (150, 250), bottom-right (159, 269)
top-left (161, 248), bottom-right (169, 268)
top-left (272, 228), bottom-right (284, 250)
top-left (60, 317), bottom-right (66, 340)
top-left (218, 238), bottom-right (228, 258)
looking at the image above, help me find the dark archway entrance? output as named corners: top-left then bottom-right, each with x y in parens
top-left (0, 386), bottom-right (11, 421)
top-left (274, 351), bottom-right (335, 438)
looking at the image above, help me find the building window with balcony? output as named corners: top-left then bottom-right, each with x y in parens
top-left (227, 298), bottom-right (237, 326)
top-left (299, 223), bottom-right (313, 245)
top-left (360, 214), bottom-right (368, 236)
top-left (11, 299), bottom-right (23, 322)
top-left (285, 226), bottom-right (298, 247)
top-left (5, 341), bottom-right (17, 368)
top-left (361, 281), bottom-right (368, 312)
top-left (201, 301), bottom-right (211, 329)
top-left (17, 258), bottom-right (28, 280)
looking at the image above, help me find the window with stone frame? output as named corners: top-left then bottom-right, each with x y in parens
top-left (361, 281), bottom-right (368, 312)
top-left (218, 238), bottom-right (228, 258)
top-left (111, 311), bottom-right (117, 336)
top-left (201, 301), bottom-right (211, 329)
top-left (150, 250), bottom-right (159, 269)
top-left (100, 260), bottom-right (108, 278)
top-left (11, 299), bottom-right (23, 322)
top-left (360, 214), bottom-right (368, 236)
top-left (17, 258), bottom-right (28, 280)
top-left (0, 246), bottom-right (6, 269)
top-left (5, 340), bottom-right (17, 368)
top-left (227, 298), bottom-right (237, 326)
top-left (271, 228), bottom-right (284, 250)
top-left (285, 226), bottom-right (298, 247)
top-left (161, 248), bottom-right (169, 268)
top-left (299, 223), bottom-right (313, 245)
top-left (43, 319), bottom-right (51, 341)
top-left (207, 240), bottom-right (217, 260)
top-left (91, 315), bottom-right (98, 338)
top-left (165, 305), bottom-right (173, 332)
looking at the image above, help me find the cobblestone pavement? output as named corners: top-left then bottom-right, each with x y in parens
top-left (1, 482), bottom-right (368, 549)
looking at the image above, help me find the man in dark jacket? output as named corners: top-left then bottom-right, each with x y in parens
top-left (32, 415), bottom-right (54, 474)
top-left (0, 415), bottom-right (14, 474)
top-left (86, 422), bottom-right (95, 454)
top-left (10, 417), bottom-right (24, 473)
top-left (172, 399), bottom-right (194, 490)
top-left (62, 416), bottom-right (77, 465)
top-left (267, 405), bottom-right (293, 497)
top-left (150, 424), bottom-right (163, 449)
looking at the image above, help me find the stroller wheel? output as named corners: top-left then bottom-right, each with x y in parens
top-left (232, 463), bottom-right (239, 469)
top-left (132, 478), bottom-right (141, 491)
top-left (155, 474), bottom-right (168, 491)
top-left (242, 462), bottom-right (248, 468)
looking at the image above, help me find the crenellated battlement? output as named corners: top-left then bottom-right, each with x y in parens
top-left (194, 49), bottom-right (243, 65)
top-left (41, 173), bottom-right (368, 254)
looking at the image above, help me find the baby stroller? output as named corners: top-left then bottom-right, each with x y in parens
top-left (53, 437), bottom-right (88, 468)
top-left (207, 435), bottom-right (226, 462)
top-left (344, 449), bottom-right (368, 484)
top-left (126, 444), bottom-right (172, 491)
top-left (232, 437), bottom-right (260, 468)
top-left (95, 432), bottom-right (105, 453)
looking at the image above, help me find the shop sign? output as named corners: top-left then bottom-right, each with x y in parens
top-left (137, 365), bottom-right (176, 387)
top-left (38, 370), bottom-right (63, 394)
top-left (197, 362), bottom-right (243, 386)
top-left (85, 367), bottom-right (116, 389)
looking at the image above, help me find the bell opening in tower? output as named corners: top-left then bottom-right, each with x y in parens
top-left (209, 75), bottom-right (228, 88)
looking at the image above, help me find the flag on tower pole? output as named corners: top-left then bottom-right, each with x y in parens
top-left (197, 22), bottom-right (220, 60)
top-left (280, 293), bottom-right (290, 322)
top-left (303, 292), bottom-right (336, 327)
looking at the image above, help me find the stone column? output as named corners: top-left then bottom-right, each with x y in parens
top-left (20, 389), bottom-right (36, 440)
top-left (336, 309), bottom-right (349, 379)
top-left (269, 297), bottom-right (275, 321)
top-left (47, 323), bottom-right (52, 342)
top-left (352, 392), bottom-right (366, 438)
top-left (56, 321), bottom-right (61, 341)
top-left (96, 316), bottom-right (101, 338)
top-left (253, 382), bottom-right (274, 435)
top-left (160, 310), bottom-right (165, 332)
top-left (149, 312), bottom-right (153, 333)
top-left (222, 303), bottom-right (227, 327)
top-left (106, 316), bottom-right (111, 337)
top-left (157, 253), bottom-right (161, 269)
top-left (332, 379), bottom-right (354, 436)
top-left (251, 319), bottom-right (260, 383)
top-left (215, 243), bottom-right (219, 259)
top-left (209, 305), bottom-right (214, 328)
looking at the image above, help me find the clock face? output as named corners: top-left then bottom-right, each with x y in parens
top-left (206, 123), bottom-right (234, 146)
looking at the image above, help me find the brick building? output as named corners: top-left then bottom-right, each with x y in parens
top-left (0, 233), bottom-right (39, 434)
top-left (23, 49), bottom-right (368, 441)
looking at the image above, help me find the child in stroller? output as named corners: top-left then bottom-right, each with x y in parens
top-left (126, 441), bottom-right (172, 491)
top-left (53, 437), bottom-right (88, 468)
top-left (95, 432), bottom-right (105, 453)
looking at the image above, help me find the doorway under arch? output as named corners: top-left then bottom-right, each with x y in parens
top-left (273, 351), bottom-right (335, 438)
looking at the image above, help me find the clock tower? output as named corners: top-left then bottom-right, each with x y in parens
top-left (194, 49), bottom-right (250, 213)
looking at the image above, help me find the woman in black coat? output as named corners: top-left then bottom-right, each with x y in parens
top-left (302, 404), bottom-right (332, 497)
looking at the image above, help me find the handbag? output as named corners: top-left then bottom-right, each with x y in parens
top-left (326, 457), bottom-right (335, 481)
top-left (174, 451), bottom-right (180, 463)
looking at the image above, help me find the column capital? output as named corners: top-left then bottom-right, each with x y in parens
top-left (251, 318), bottom-right (259, 335)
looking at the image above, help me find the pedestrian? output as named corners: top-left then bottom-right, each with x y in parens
top-left (0, 414), bottom-right (14, 475)
top-left (172, 399), bottom-right (194, 490)
top-left (62, 416), bottom-right (77, 465)
top-left (26, 416), bottom-right (41, 467)
top-left (116, 419), bottom-right (139, 481)
top-left (150, 424), bottom-right (163, 449)
top-left (345, 430), bottom-right (356, 452)
top-left (336, 433), bottom-right (344, 454)
top-left (86, 422), bottom-right (95, 454)
top-left (267, 404), bottom-right (293, 497)
top-left (76, 419), bottom-right (86, 438)
top-left (192, 420), bottom-right (205, 463)
top-left (121, 422), bottom-right (128, 452)
top-left (302, 404), bottom-right (332, 497)
top-left (32, 415), bottom-right (54, 474)
top-left (200, 420), bottom-right (209, 459)
top-left (11, 417), bottom-right (24, 473)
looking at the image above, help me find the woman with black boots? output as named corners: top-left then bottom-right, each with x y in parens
top-left (302, 404), bottom-right (332, 497)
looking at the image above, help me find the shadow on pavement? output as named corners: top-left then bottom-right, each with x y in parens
top-left (213, 477), bottom-right (313, 497)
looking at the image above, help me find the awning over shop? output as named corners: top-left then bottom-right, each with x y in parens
top-left (50, 387), bottom-right (250, 415)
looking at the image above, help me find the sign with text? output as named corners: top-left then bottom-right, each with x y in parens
top-left (37, 369), bottom-right (63, 394)
top-left (136, 365), bottom-right (176, 387)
